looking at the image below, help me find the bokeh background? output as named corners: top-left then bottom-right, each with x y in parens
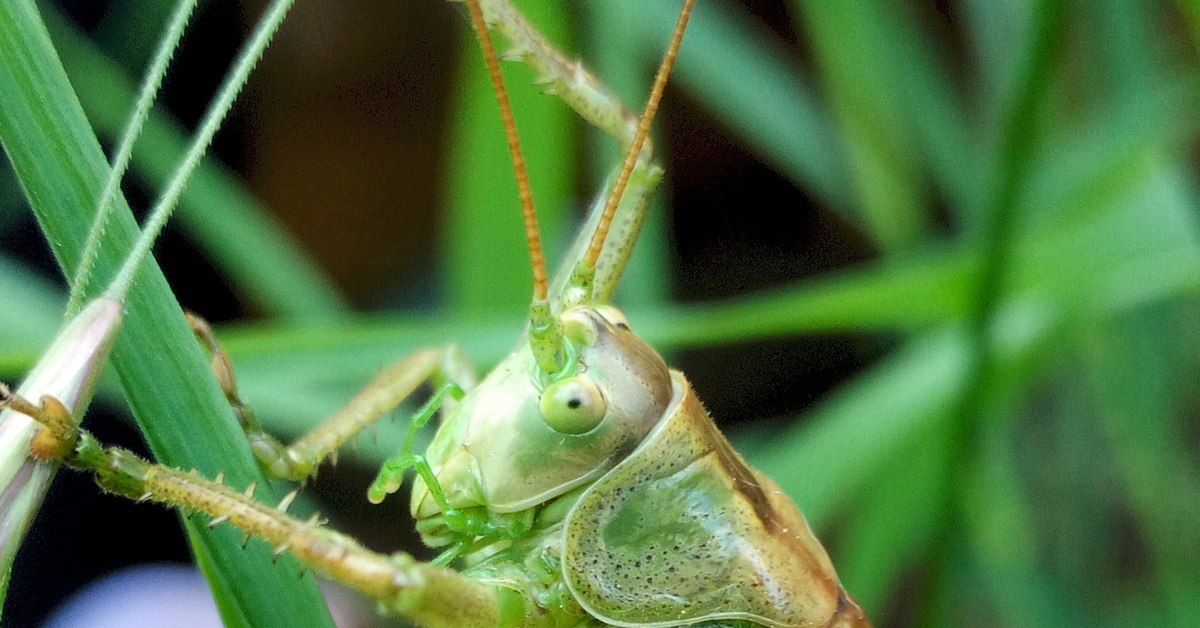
top-left (2, 0), bottom-right (1200, 626)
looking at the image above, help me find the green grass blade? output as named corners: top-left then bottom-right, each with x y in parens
top-left (789, 0), bottom-right (928, 250)
top-left (93, 0), bottom-right (188, 68)
top-left (750, 331), bottom-right (967, 526)
top-left (953, 0), bottom-right (1063, 570)
top-left (0, 255), bottom-right (62, 352)
top-left (960, 0), bottom-right (1028, 103)
top-left (1082, 319), bottom-right (1200, 625)
top-left (64, 0), bottom-right (198, 314)
top-left (960, 405), bottom-right (1067, 628)
top-left (44, 8), bottom-right (347, 322)
top-left (834, 426), bottom-right (951, 613)
top-left (0, 2), bottom-right (334, 625)
top-left (1181, 0), bottom-right (1200, 51)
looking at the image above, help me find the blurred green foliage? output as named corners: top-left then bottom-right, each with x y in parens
top-left (1, 0), bottom-right (1199, 627)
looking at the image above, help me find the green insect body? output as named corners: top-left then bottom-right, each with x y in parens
top-left (1, 0), bottom-right (874, 626)
top-left (404, 301), bottom-right (870, 627)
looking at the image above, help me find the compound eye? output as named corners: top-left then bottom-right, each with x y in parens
top-left (595, 305), bottom-right (631, 331)
top-left (540, 376), bottom-right (607, 434)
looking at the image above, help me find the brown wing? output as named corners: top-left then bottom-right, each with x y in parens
top-left (562, 372), bottom-right (853, 627)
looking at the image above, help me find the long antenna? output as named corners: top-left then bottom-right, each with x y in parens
top-left (464, 0), bottom-right (549, 302)
top-left (582, 0), bottom-right (695, 271)
top-left (465, 0), bottom-right (564, 377)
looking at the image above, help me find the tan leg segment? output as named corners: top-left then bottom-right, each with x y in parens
top-left (258, 347), bottom-right (473, 482)
top-left (54, 430), bottom-right (499, 628)
top-left (472, 0), bottom-right (644, 155)
top-left (187, 313), bottom-right (474, 482)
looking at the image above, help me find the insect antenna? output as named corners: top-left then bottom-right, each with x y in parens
top-left (462, 0), bottom-right (567, 378)
top-left (579, 0), bottom-right (696, 286)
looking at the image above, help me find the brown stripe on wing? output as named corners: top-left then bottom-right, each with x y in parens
top-left (677, 389), bottom-right (781, 533)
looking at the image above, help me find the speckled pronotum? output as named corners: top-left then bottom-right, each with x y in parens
top-left (5, 1), bottom-right (872, 626)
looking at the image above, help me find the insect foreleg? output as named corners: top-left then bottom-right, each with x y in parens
top-left (367, 381), bottom-right (537, 565)
top-left (187, 314), bottom-right (476, 482)
top-left (368, 381), bottom-right (464, 504)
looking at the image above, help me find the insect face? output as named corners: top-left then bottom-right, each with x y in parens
top-left (412, 306), bottom-right (672, 526)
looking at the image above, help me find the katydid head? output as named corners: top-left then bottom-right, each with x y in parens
top-left (411, 305), bottom-right (671, 520)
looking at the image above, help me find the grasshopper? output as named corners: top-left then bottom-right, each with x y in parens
top-left (2, 0), bottom-right (871, 626)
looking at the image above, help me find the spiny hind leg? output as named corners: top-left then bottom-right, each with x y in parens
top-left (186, 313), bottom-right (477, 482)
top-left (6, 407), bottom-right (501, 628)
top-left (3, 388), bottom-right (523, 626)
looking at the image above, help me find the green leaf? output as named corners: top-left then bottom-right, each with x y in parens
top-left (789, 0), bottom-right (929, 249)
top-left (0, 2), bottom-right (334, 625)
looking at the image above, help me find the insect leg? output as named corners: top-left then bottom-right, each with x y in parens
top-left (462, 0), bottom-right (666, 303)
top-left (0, 388), bottom-right (76, 461)
top-left (10, 404), bottom-right (500, 628)
top-left (367, 382), bottom-right (464, 504)
top-left (470, 0), bottom-right (640, 149)
top-left (366, 381), bottom-right (533, 563)
top-left (186, 313), bottom-right (477, 482)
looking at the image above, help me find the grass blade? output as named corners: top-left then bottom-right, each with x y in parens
top-left (44, 8), bottom-right (347, 322)
top-left (0, 2), bottom-right (334, 625)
